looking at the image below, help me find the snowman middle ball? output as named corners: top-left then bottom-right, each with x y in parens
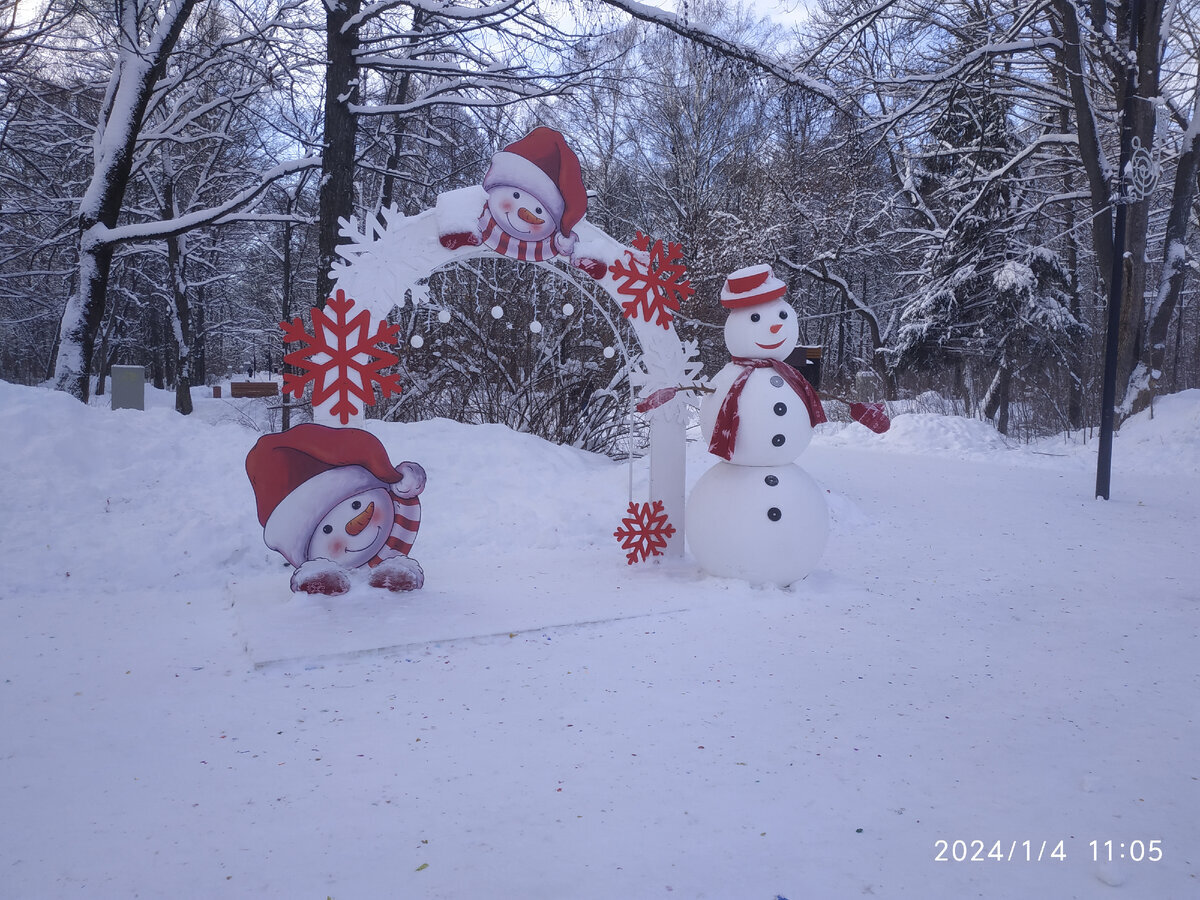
top-left (686, 461), bottom-right (828, 586)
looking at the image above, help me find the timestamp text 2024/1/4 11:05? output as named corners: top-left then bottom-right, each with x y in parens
top-left (934, 839), bottom-right (1163, 862)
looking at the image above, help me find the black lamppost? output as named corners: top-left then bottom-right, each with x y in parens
top-left (1095, 0), bottom-right (1144, 501)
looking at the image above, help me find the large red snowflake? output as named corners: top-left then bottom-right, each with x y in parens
top-left (281, 290), bottom-right (403, 424)
top-left (609, 231), bottom-right (694, 329)
top-left (613, 500), bottom-right (677, 564)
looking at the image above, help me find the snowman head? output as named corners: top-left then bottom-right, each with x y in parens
top-left (482, 127), bottom-right (588, 242)
top-left (720, 265), bottom-right (799, 361)
top-left (306, 486), bottom-right (395, 569)
top-left (485, 188), bottom-right (559, 242)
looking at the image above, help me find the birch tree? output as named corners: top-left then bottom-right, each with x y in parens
top-left (48, 0), bottom-right (318, 403)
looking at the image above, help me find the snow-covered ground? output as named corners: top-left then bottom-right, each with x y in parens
top-left (2, 379), bottom-right (1197, 899)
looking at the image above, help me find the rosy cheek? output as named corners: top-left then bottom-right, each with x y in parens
top-left (328, 539), bottom-right (346, 557)
top-left (371, 507), bottom-right (389, 528)
top-left (497, 199), bottom-right (514, 214)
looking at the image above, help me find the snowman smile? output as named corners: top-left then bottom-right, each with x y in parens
top-left (756, 338), bottom-right (787, 350)
top-left (344, 525), bottom-right (381, 554)
top-left (502, 211), bottom-right (538, 235)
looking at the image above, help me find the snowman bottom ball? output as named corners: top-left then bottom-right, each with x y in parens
top-left (686, 461), bottom-right (828, 586)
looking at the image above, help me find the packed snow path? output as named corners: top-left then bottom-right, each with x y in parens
top-left (2, 381), bottom-right (1197, 898)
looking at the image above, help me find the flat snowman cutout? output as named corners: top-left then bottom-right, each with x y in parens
top-left (687, 264), bottom-right (829, 586)
top-left (439, 126), bottom-right (606, 279)
top-left (246, 423), bottom-right (426, 595)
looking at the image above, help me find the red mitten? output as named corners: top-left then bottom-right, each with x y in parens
top-left (849, 402), bottom-right (891, 434)
top-left (573, 257), bottom-right (607, 281)
top-left (439, 231), bottom-right (481, 251)
top-left (290, 560), bottom-right (352, 595)
top-left (369, 557), bottom-right (425, 592)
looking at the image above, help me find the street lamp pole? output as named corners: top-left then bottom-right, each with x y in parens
top-left (1095, 0), bottom-right (1143, 501)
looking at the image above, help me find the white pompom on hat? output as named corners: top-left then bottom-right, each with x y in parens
top-left (482, 127), bottom-right (588, 238)
top-left (720, 264), bottom-right (788, 309)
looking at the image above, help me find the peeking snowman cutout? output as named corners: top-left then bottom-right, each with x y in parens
top-left (246, 424), bottom-right (425, 595)
top-left (439, 126), bottom-right (606, 280)
top-left (687, 265), bottom-right (830, 586)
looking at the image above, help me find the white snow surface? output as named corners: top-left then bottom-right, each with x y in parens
top-left (2, 380), bottom-right (1198, 899)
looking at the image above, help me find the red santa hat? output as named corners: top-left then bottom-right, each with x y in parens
top-left (482, 127), bottom-right (588, 238)
top-left (720, 264), bottom-right (788, 309)
top-left (245, 424), bottom-right (403, 568)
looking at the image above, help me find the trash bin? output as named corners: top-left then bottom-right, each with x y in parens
top-left (111, 365), bottom-right (145, 410)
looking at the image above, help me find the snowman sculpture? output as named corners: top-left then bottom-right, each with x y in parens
top-left (246, 424), bottom-right (426, 595)
top-left (687, 265), bottom-right (829, 586)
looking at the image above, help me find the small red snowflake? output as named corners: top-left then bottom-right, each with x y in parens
top-left (613, 500), bottom-right (677, 564)
top-left (281, 290), bottom-right (403, 424)
top-left (609, 231), bottom-right (694, 329)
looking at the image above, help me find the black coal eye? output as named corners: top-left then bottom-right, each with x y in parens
top-left (513, 191), bottom-right (520, 199)
top-left (535, 207), bottom-right (542, 214)
top-left (352, 500), bottom-right (361, 510)
top-left (750, 313), bottom-right (760, 322)
top-left (322, 524), bottom-right (333, 534)
top-left (779, 310), bottom-right (788, 319)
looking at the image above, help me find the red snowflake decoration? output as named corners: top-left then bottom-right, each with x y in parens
top-left (609, 231), bottom-right (694, 329)
top-left (281, 289), bottom-right (403, 424)
top-left (613, 500), bottom-right (677, 564)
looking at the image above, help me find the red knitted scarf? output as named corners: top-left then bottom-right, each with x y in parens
top-left (708, 357), bottom-right (827, 461)
top-left (367, 493), bottom-right (422, 568)
top-left (478, 208), bottom-right (559, 262)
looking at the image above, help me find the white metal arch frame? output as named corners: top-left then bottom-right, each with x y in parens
top-left (329, 186), bottom-right (695, 557)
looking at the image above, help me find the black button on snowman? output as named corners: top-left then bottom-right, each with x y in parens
top-left (687, 264), bottom-right (829, 585)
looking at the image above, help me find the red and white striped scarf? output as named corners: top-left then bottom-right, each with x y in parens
top-left (708, 357), bottom-right (827, 461)
top-left (478, 207), bottom-right (559, 262)
top-left (367, 492), bottom-right (422, 568)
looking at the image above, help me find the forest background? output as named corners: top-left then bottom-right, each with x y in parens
top-left (2, 0), bottom-right (1198, 448)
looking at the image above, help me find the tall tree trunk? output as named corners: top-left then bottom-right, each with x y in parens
top-left (162, 171), bottom-right (194, 415)
top-left (149, 299), bottom-right (166, 389)
top-left (281, 214), bottom-right (295, 431)
top-left (984, 362), bottom-right (1012, 435)
top-left (317, 0), bottom-right (362, 307)
top-left (378, 9), bottom-right (427, 214)
top-left (50, 0), bottom-right (199, 402)
top-left (1052, 0), bottom-right (1163, 423)
top-left (167, 230), bottom-right (193, 415)
top-left (1128, 83), bottom-right (1200, 415)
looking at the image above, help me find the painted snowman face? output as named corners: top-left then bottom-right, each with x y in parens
top-left (724, 298), bottom-right (800, 361)
top-left (306, 487), bottom-right (394, 569)
top-left (487, 188), bottom-right (558, 242)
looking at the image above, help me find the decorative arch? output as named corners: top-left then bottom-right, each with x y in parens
top-left (328, 186), bottom-right (699, 557)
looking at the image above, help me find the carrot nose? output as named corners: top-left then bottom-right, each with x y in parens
top-left (345, 501), bottom-right (375, 536)
top-left (518, 207), bottom-right (545, 226)
top-left (769, 323), bottom-right (783, 334)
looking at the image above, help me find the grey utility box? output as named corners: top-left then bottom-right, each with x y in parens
top-left (110, 365), bottom-right (146, 410)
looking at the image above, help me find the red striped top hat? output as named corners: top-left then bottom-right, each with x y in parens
top-left (720, 264), bottom-right (787, 309)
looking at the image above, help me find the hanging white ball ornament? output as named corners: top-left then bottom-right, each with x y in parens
top-left (491, 306), bottom-right (504, 320)
top-left (529, 321), bottom-right (542, 334)
top-left (562, 303), bottom-right (575, 316)
top-left (603, 346), bottom-right (615, 359)
top-left (437, 309), bottom-right (451, 324)
top-left (410, 335), bottom-right (424, 349)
